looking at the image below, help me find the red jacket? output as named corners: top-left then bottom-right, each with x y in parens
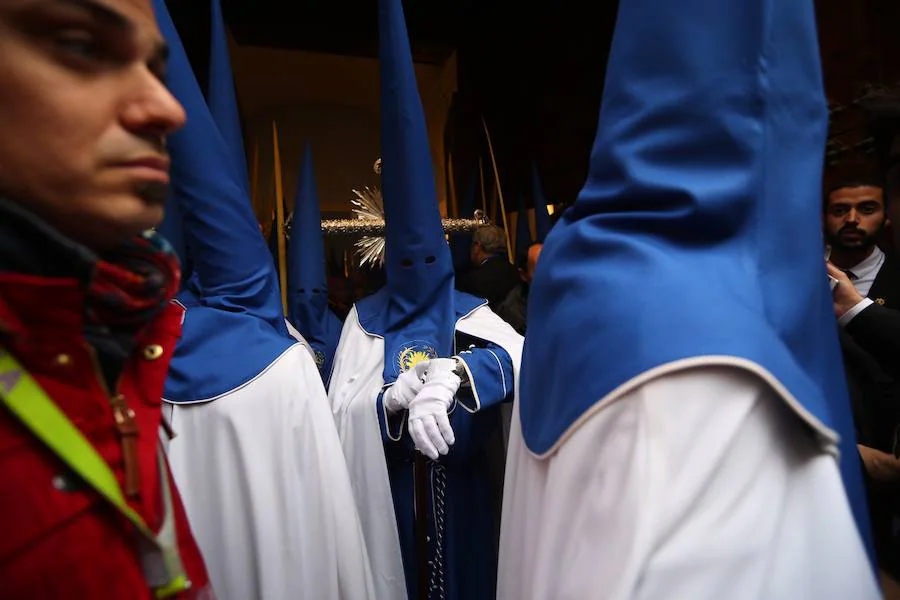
top-left (0, 272), bottom-right (211, 599)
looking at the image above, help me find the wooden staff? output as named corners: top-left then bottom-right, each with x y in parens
top-left (271, 121), bottom-right (288, 315)
top-left (478, 157), bottom-right (487, 214)
top-left (481, 117), bottom-right (513, 263)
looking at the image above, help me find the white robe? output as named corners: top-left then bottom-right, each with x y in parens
top-left (327, 304), bottom-right (523, 600)
top-left (498, 364), bottom-right (880, 600)
top-left (163, 343), bottom-right (376, 600)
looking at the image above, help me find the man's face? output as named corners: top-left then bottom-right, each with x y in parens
top-left (0, 0), bottom-right (186, 249)
top-left (823, 185), bottom-right (887, 252)
top-left (470, 240), bottom-right (482, 264)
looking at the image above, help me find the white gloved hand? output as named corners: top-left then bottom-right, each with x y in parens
top-left (408, 358), bottom-right (461, 460)
top-left (383, 360), bottom-right (429, 414)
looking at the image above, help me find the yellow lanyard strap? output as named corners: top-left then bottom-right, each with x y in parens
top-left (0, 346), bottom-right (189, 598)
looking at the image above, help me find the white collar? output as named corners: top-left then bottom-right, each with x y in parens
top-left (848, 246), bottom-right (885, 280)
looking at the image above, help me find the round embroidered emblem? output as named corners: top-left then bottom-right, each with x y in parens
top-left (394, 340), bottom-right (437, 376)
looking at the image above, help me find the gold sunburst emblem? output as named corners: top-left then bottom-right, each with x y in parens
top-left (399, 348), bottom-right (432, 372)
top-left (396, 342), bottom-right (437, 374)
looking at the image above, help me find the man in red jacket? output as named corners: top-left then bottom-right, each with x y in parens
top-left (0, 1), bottom-right (211, 597)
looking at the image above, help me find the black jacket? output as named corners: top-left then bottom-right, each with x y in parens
top-left (455, 255), bottom-right (520, 310)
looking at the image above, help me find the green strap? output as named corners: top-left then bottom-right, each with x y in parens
top-left (0, 347), bottom-right (189, 597)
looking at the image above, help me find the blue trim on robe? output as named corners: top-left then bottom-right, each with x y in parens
top-left (455, 345), bottom-right (514, 413)
top-left (375, 325), bottom-right (513, 600)
top-left (377, 389), bottom-right (407, 444)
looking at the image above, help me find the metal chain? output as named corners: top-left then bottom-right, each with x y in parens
top-left (428, 462), bottom-right (447, 600)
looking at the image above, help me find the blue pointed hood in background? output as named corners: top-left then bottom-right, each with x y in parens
top-left (355, 0), bottom-right (480, 385)
top-left (531, 162), bottom-right (553, 242)
top-left (515, 192), bottom-right (533, 262)
top-left (518, 0), bottom-right (873, 560)
top-left (154, 0), bottom-right (294, 403)
top-left (287, 144), bottom-right (343, 380)
top-left (207, 0), bottom-right (250, 195)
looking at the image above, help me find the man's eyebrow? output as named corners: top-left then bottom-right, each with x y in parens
top-left (54, 0), bottom-right (133, 32)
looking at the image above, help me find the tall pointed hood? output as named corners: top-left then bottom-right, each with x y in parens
top-left (355, 0), bottom-right (464, 382)
top-left (287, 144), bottom-right (342, 379)
top-left (207, 0), bottom-right (250, 194)
top-left (154, 0), bottom-right (294, 403)
top-left (530, 162), bottom-right (553, 242)
top-left (518, 0), bottom-right (872, 560)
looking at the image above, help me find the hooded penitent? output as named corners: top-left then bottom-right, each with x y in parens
top-left (287, 144), bottom-right (343, 380)
top-left (154, 0), bottom-right (294, 403)
top-left (345, 0), bottom-right (509, 597)
top-left (518, 0), bottom-right (873, 560)
top-left (354, 0), bottom-right (482, 383)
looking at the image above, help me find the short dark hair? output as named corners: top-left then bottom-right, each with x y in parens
top-left (824, 178), bottom-right (889, 211)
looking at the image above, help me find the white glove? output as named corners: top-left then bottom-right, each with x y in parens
top-left (383, 361), bottom-right (429, 414)
top-left (408, 358), bottom-right (461, 460)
